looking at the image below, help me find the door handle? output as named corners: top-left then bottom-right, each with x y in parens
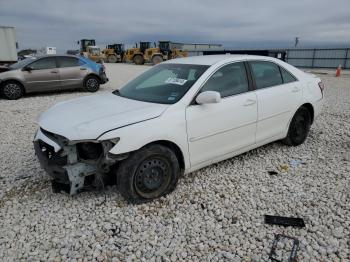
top-left (292, 87), bottom-right (301, 93)
top-left (80, 67), bottom-right (87, 70)
top-left (50, 70), bottom-right (59, 73)
top-left (244, 99), bottom-right (256, 106)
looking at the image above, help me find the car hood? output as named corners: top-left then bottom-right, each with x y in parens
top-left (39, 92), bottom-right (169, 141)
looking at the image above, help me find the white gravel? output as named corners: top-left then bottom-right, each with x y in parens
top-left (0, 64), bottom-right (349, 261)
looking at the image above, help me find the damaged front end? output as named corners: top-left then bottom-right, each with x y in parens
top-left (33, 128), bottom-right (123, 195)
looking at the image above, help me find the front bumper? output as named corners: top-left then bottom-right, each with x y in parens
top-left (33, 129), bottom-right (99, 195)
top-left (100, 72), bottom-right (109, 84)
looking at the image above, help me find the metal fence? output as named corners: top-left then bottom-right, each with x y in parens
top-left (286, 48), bottom-right (350, 69)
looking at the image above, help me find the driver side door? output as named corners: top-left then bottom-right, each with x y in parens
top-left (186, 62), bottom-right (257, 166)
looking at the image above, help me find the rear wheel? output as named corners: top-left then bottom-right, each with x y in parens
top-left (1, 81), bottom-right (24, 100)
top-left (152, 55), bottom-right (163, 65)
top-left (133, 55), bottom-right (144, 65)
top-left (83, 76), bottom-right (100, 92)
top-left (116, 144), bottom-right (180, 203)
top-left (283, 106), bottom-right (311, 146)
top-left (107, 55), bottom-right (117, 63)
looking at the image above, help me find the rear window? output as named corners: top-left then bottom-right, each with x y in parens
top-left (58, 57), bottom-right (81, 68)
top-left (250, 61), bottom-right (283, 89)
top-left (280, 67), bottom-right (297, 83)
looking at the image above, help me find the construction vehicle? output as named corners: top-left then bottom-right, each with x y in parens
top-left (78, 39), bottom-right (118, 63)
top-left (104, 43), bottom-right (125, 62)
top-left (124, 42), bottom-right (151, 65)
top-left (125, 41), bottom-right (188, 65)
top-left (143, 41), bottom-right (188, 64)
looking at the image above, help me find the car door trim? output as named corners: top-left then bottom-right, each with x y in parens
top-left (189, 119), bottom-right (257, 142)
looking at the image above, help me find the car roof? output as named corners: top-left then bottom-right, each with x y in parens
top-left (163, 54), bottom-right (279, 66)
top-left (35, 54), bottom-right (80, 59)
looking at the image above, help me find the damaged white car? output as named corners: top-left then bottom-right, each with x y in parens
top-left (34, 55), bottom-right (324, 202)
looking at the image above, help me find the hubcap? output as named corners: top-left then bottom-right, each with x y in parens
top-left (134, 157), bottom-right (171, 198)
top-left (86, 78), bottom-right (98, 90)
top-left (3, 83), bottom-right (22, 99)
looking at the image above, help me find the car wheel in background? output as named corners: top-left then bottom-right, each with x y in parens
top-left (133, 55), bottom-right (144, 65)
top-left (107, 55), bottom-right (117, 63)
top-left (83, 76), bottom-right (100, 92)
top-left (1, 81), bottom-right (24, 100)
top-left (152, 55), bottom-right (163, 65)
top-left (283, 106), bottom-right (312, 146)
top-left (116, 144), bottom-right (180, 203)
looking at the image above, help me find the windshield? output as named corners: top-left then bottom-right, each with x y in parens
top-left (9, 57), bottom-right (37, 70)
top-left (115, 63), bottom-right (209, 104)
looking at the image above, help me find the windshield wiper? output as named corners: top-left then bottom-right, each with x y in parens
top-left (113, 89), bottom-right (123, 97)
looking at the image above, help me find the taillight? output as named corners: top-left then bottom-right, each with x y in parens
top-left (318, 81), bottom-right (324, 98)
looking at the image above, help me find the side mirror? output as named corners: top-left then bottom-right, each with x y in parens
top-left (23, 66), bottom-right (33, 71)
top-left (195, 91), bottom-right (221, 105)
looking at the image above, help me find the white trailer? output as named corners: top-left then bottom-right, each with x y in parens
top-left (0, 26), bottom-right (18, 64)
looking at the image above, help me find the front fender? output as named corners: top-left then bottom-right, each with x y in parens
top-left (97, 112), bottom-right (190, 169)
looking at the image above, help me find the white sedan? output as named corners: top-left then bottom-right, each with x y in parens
top-left (34, 55), bottom-right (324, 202)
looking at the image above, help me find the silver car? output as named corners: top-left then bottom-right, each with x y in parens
top-left (0, 55), bottom-right (108, 100)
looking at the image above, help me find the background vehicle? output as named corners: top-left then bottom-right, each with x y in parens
top-left (124, 42), bottom-right (151, 65)
top-left (143, 41), bottom-right (188, 65)
top-left (0, 26), bottom-right (18, 65)
top-left (79, 39), bottom-right (118, 63)
top-left (33, 55), bottom-right (323, 203)
top-left (0, 55), bottom-right (108, 99)
top-left (105, 43), bottom-right (125, 62)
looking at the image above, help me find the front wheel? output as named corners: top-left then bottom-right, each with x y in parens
top-left (282, 106), bottom-right (311, 146)
top-left (116, 144), bottom-right (180, 203)
top-left (107, 55), bottom-right (117, 63)
top-left (1, 81), bottom-right (24, 100)
top-left (83, 76), bottom-right (100, 92)
top-left (133, 55), bottom-right (144, 65)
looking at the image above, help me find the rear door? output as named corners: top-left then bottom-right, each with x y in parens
top-left (249, 60), bottom-right (302, 142)
top-left (23, 57), bottom-right (60, 92)
top-left (57, 56), bottom-right (86, 89)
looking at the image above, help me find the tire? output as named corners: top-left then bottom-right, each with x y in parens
top-left (152, 55), bottom-right (163, 65)
top-left (116, 144), bottom-right (180, 203)
top-left (83, 76), bottom-right (100, 92)
top-left (107, 55), bottom-right (117, 63)
top-left (133, 55), bottom-right (144, 65)
top-left (282, 106), bottom-right (312, 146)
top-left (1, 81), bottom-right (24, 100)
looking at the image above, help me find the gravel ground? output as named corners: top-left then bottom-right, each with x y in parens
top-left (0, 64), bottom-right (349, 261)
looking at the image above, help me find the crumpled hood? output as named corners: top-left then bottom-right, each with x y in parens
top-left (39, 92), bottom-right (169, 141)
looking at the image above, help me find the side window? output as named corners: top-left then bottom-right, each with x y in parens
top-left (201, 62), bottom-right (249, 98)
top-left (250, 61), bottom-right (283, 89)
top-left (29, 57), bottom-right (57, 70)
top-left (280, 66), bottom-right (297, 83)
top-left (58, 57), bottom-right (80, 68)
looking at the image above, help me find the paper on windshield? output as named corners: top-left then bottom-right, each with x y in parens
top-left (165, 77), bottom-right (187, 85)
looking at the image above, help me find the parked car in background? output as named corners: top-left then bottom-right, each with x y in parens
top-left (34, 55), bottom-right (323, 202)
top-left (0, 55), bottom-right (108, 99)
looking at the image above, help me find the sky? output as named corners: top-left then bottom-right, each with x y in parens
top-left (1, 0), bottom-right (350, 53)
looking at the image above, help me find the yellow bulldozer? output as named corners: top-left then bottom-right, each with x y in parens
top-left (144, 41), bottom-right (188, 64)
top-left (79, 39), bottom-right (118, 63)
top-left (125, 41), bottom-right (188, 65)
top-left (124, 42), bottom-right (150, 65)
